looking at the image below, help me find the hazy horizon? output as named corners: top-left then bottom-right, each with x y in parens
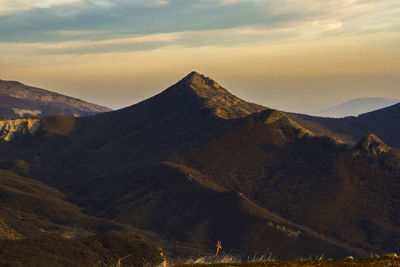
top-left (1, 0), bottom-right (399, 113)
top-left (2, 73), bottom-right (399, 114)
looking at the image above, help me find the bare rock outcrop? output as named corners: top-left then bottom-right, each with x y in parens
top-left (0, 118), bottom-right (41, 141)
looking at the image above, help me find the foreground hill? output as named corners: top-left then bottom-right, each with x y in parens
top-left (0, 79), bottom-right (111, 118)
top-left (0, 164), bottom-right (163, 266)
top-left (0, 72), bottom-right (399, 264)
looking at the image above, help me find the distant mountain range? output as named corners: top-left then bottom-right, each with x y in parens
top-left (310, 97), bottom-right (398, 118)
top-left (288, 102), bottom-right (400, 149)
top-left (0, 72), bottom-right (399, 265)
top-left (0, 79), bottom-right (111, 118)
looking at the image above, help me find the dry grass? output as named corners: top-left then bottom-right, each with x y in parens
top-left (98, 254), bottom-right (133, 267)
top-left (170, 252), bottom-right (400, 267)
top-left (172, 257), bottom-right (400, 267)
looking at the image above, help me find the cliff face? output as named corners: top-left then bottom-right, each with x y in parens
top-left (0, 118), bottom-right (41, 141)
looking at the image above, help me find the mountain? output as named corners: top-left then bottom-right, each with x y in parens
top-left (0, 72), bottom-right (399, 264)
top-left (0, 79), bottom-right (111, 118)
top-left (287, 102), bottom-right (400, 149)
top-left (310, 97), bottom-right (399, 118)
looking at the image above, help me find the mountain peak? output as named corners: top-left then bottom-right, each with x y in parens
top-left (182, 71), bottom-right (202, 79)
top-left (252, 109), bottom-right (314, 136)
top-left (355, 134), bottom-right (391, 156)
top-left (160, 72), bottom-right (266, 119)
top-left (180, 71), bottom-right (222, 90)
top-left (354, 134), bottom-right (400, 169)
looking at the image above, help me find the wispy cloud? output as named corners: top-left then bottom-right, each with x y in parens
top-left (0, 0), bottom-right (398, 46)
top-left (0, 0), bottom-right (398, 112)
top-left (0, 0), bottom-right (399, 76)
top-left (0, 0), bottom-right (83, 14)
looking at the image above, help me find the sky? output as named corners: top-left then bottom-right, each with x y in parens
top-left (0, 0), bottom-right (399, 113)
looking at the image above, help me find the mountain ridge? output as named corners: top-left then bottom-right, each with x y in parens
top-left (287, 102), bottom-right (400, 149)
top-left (156, 71), bottom-right (266, 119)
top-left (0, 79), bottom-right (111, 118)
top-left (0, 72), bottom-right (399, 264)
top-left (310, 97), bottom-right (399, 118)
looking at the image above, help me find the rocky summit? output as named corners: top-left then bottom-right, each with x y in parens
top-left (355, 134), bottom-right (391, 156)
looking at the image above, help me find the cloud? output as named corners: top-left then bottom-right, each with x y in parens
top-left (0, 0), bottom-right (398, 55)
top-left (0, 0), bottom-right (82, 14)
top-left (0, 0), bottom-right (398, 112)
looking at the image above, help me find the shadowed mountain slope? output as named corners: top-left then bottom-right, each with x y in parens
top-left (0, 72), bottom-right (399, 262)
top-left (172, 114), bottom-right (400, 254)
top-left (0, 166), bottom-right (164, 266)
top-left (0, 79), bottom-right (111, 118)
top-left (287, 102), bottom-right (400, 149)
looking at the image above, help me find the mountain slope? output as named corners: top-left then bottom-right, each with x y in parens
top-left (254, 135), bottom-right (400, 253)
top-left (0, 72), bottom-right (399, 261)
top-left (172, 110), bottom-right (400, 254)
top-left (287, 102), bottom-right (400, 149)
top-left (0, 165), bottom-right (164, 266)
top-left (310, 97), bottom-right (398, 118)
top-left (0, 79), bottom-right (111, 118)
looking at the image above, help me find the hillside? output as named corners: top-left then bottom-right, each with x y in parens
top-left (0, 165), bottom-right (164, 266)
top-left (0, 72), bottom-right (399, 264)
top-left (0, 79), bottom-right (111, 118)
top-left (287, 102), bottom-right (400, 149)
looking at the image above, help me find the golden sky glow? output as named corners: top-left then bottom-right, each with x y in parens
top-left (1, 0), bottom-right (399, 112)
